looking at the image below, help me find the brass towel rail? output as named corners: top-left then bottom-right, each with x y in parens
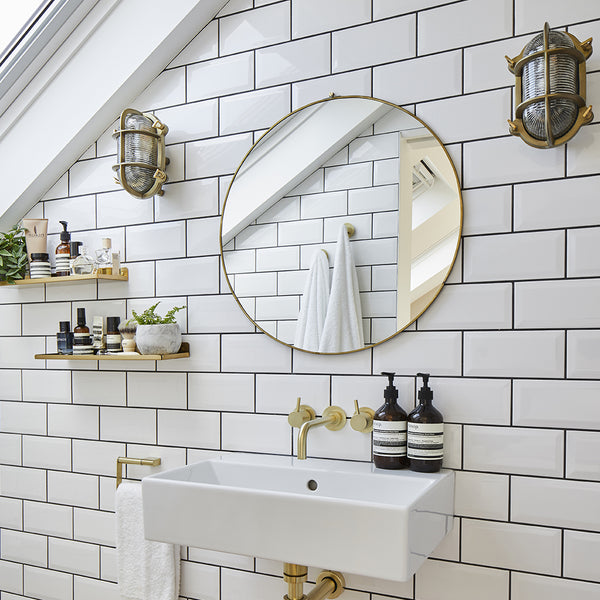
top-left (116, 456), bottom-right (161, 488)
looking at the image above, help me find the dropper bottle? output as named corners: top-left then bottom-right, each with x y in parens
top-left (372, 372), bottom-right (408, 469)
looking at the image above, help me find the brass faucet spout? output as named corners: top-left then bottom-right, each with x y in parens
top-left (296, 406), bottom-right (346, 460)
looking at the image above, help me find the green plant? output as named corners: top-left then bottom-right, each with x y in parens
top-left (130, 301), bottom-right (185, 325)
top-left (0, 225), bottom-right (28, 284)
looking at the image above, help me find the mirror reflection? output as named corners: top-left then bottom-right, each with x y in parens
top-left (220, 96), bottom-right (462, 354)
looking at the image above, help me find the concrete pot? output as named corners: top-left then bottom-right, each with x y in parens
top-left (135, 323), bottom-right (181, 355)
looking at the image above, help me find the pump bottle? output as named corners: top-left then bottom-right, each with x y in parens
top-left (372, 372), bottom-right (408, 469)
top-left (407, 373), bottom-right (444, 473)
top-left (55, 221), bottom-right (71, 277)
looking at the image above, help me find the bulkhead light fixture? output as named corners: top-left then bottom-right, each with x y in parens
top-left (112, 108), bottom-right (169, 198)
top-left (506, 22), bottom-right (593, 149)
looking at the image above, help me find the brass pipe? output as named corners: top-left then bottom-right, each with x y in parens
top-left (282, 566), bottom-right (345, 600)
top-left (297, 406), bottom-right (346, 460)
top-left (284, 563), bottom-right (307, 600)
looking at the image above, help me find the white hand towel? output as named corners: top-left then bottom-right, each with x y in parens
top-left (319, 224), bottom-right (364, 353)
top-left (294, 249), bottom-right (331, 352)
top-left (116, 482), bottom-right (180, 600)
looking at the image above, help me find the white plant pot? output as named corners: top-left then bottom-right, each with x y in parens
top-left (135, 324), bottom-right (181, 355)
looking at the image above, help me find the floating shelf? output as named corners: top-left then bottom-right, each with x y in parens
top-left (0, 268), bottom-right (129, 286)
top-left (35, 342), bottom-right (189, 361)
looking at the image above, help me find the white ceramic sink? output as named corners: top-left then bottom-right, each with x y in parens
top-left (142, 453), bottom-right (454, 582)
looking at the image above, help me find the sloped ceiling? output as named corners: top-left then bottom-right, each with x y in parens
top-left (0, 0), bottom-right (228, 230)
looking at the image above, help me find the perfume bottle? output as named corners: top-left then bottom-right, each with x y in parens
top-left (72, 246), bottom-right (95, 275)
top-left (95, 238), bottom-right (112, 274)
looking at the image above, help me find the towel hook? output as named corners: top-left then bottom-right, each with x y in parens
top-left (344, 223), bottom-right (355, 237)
top-left (116, 456), bottom-right (161, 488)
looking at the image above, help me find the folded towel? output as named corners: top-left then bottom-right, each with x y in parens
top-left (319, 224), bottom-right (364, 353)
top-left (116, 482), bottom-right (180, 600)
top-left (294, 249), bottom-right (331, 351)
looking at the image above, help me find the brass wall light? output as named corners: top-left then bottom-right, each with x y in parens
top-left (506, 22), bottom-right (593, 148)
top-left (112, 108), bottom-right (169, 198)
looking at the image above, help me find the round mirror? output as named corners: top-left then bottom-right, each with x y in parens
top-left (220, 95), bottom-right (462, 354)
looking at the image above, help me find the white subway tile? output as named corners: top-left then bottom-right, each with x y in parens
top-left (570, 21), bottom-right (600, 72)
top-left (187, 216), bottom-right (221, 256)
top-left (188, 547), bottom-right (254, 570)
top-left (49, 538), bottom-right (99, 578)
top-left (455, 471), bottom-right (509, 520)
top-left (220, 2), bottom-right (290, 55)
top-left (515, 0), bottom-right (599, 34)
top-left (22, 302), bottom-right (71, 336)
top-left (73, 575), bottom-right (119, 600)
top-left (568, 227), bottom-right (600, 277)
top-left (348, 184), bottom-right (398, 214)
top-left (0, 466), bottom-right (46, 501)
top-left (513, 573), bottom-right (600, 600)
top-left (124, 444), bottom-right (186, 481)
top-left (256, 35), bottom-right (330, 88)
top-left (1, 529), bottom-right (47, 566)
top-left (0, 433), bottom-right (21, 465)
top-left (462, 186), bottom-right (511, 235)
top-left (234, 272), bottom-right (277, 297)
top-left (292, 70), bottom-right (372, 110)
top-left (419, 0), bottom-right (512, 54)
top-left (188, 373), bottom-right (254, 412)
top-left (256, 373), bottom-right (331, 414)
top-left (256, 295), bottom-right (299, 320)
top-left (180, 561), bottom-right (220, 600)
top-left (416, 559), bottom-right (509, 600)
top-left (156, 178), bottom-right (219, 221)
top-left (131, 67), bottom-right (185, 111)
top-left (350, 133), bottom-right (399, 164)
top-left (188, 52), bottom-right (254, 102)
top-left (127, 372), bottom-right (186, 409)
top-left (0, 496), bottom-right (22, 529)
top-left (221, 333), bottom-right (291, 373)
top-left (0, 370), bottom-right (21, 401)
top-left (462, 519), bottom-right (561, 575)
top-left (222, 413), bottom-right (290, 453)
top-left (155, 99), bottom-right (218, 145)
top-left (374, 51), bottom-right (462, 105)
top-left (288, 170), bottom-right (324, 196)
top-left (100, 407), bottom-right (155, 444)
top-left (257, 246), bottom-right (300, 272)
top-left (22, 436), bottom-right (71, 471)
top-left (325, 162), bottom-right (372, 192)
top-left (157, 333), bottom-right (220, 373)
top-left (218, 0), bottom-right (252, 17)
top-left (0, 559), bottom-right (23, 594)
top-left (235, 223), bottom-right (278, 250)
top-left (73, 371), bottom-right (125, 406)
top-left (516, 280), bottom-right (600, 328)
top-left (126, 221), bottom-right (186, 262)
top-left (373, 331), bottom-right (462, 376)
top-left (48, 471), bottom-right (98, 509)
top-left (360, 291), bottom-right (396, 318)
top-left (0, 284), bottom-right (44, 305)
top-left (324, 214), bottom-right (372, 242)
top-left (0, 337), bottom-right (44, 369)
top-left (69, 156), bottom-right (115, 196)
top-left (188, 294), bottom-right (255, 334)
top-left (48, 405), bottom-right (98, 440)
top-left (430, 516), bottom-right (459, 561)
top-left (186, 133), bottom-right (253, 179)
top-left (258, 195), bottom-right (300, 223)
top-left (373, 158), bottom-right (399, 187)
top-left (292, 0), bottom-right (370, 38)
top-left (42, 172), bottom-right (68, 200)
top-left (372, 211), bottom-right (397, 239)
top-left (45, 195), bottom-right (96, 236)
top-left (514, 379), bottom-right (600, 429)
top-left (464, 231), bottom-right (564, 282)
top-left (374, 0), bottom-right (454, 18)
top-left (333, 16), bottom-right (415, 72)
top-left (157, 256), bottom-right (219, 297)
top-left (72, 439), bottom-right (125, 477)
top-left (164, 143), bottom-right (184, 184)
top-left (158, 409), bottom-right (220, 448)
top-left (418, 283), bottom-right (512, 330)
top-left (24, 566), bottom-right (73, 600)
top-left (564, 530), bottom-right (600, 583)
top-left (0, 402), bottom-right (46, 435)
top-left (100, 546), bottom-right (117, 582)
top-left (169, 19), bottom-right (218, 68)
top-left (22, 370), bottom-right (70, 403)
top-left (567, 432), bottom-right (600, 481)
top-left (512, 476), bottom-right (600, 531)
top-left (300, 191), bottom-right (346, 219)
top-left (221, 86), bottom-right (291, 135)
top-left (464, 136), bottom-right (565, 187)
top-left (74, 508), bottom-right (114, 546)
top-left (465, 331), bottom-right (564, 378)
top-left (278, 220), bottom-right (323, 246)
top-left (24, 501), bottom-right (72, 538)
top-left (0, 304), bottom-right (20, 335)
top-left (568, 331), bottom-right (600, 379)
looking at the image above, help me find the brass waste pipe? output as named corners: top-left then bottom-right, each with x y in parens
top-left (284, 563), bottom-right (345, 600)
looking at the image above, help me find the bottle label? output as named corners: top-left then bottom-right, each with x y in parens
top-left (407, 423), bottom-right (444, 460)
top-left (373, 420), bottom-right (407, 457)
top-left (106, 334), bottom-right (121, 351)
top-left (72, 332), bottom-right (94, 354)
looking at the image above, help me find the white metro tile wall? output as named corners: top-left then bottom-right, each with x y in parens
top-left (3, 3), bottom-right (600, 600)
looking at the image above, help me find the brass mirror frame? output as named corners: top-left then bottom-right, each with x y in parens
top-left (219, 95), bottom-right (463, 355)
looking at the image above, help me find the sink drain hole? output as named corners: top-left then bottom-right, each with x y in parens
top-left (307, 479), bottom-right (318, 491)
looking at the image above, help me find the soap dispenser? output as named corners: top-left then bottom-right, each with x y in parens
top-left (407, 373), bottom-right (444, 473)
top-left (55, 221), bottom-right (71, 277)
top-left (372, 372), bottom-right (408, 469)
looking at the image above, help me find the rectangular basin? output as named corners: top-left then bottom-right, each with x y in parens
top-left (142, 453), bottom-right (454, 582)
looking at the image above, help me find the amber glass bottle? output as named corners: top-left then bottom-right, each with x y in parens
top-left (372, 372), bottom-right (408, 469)
top-left (73, 308), bottom-right (94, 355)
top-left (55, 220), bottom-right (71, 277)
top-left (407, 373), bottom-right (444, 473)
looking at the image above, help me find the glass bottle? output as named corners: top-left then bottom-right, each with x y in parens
top-left (73, 308), bottom-right (94, 355)
top-left (72, 246), bottom-right (95, 275)
top-left (56, 321), bottom-right (73, 355)
top-left (55, 220), bottom-right (71, 277)
top-left (105, 316), bottom-right (122, 352)
top-left (95, 238), bottom-right (112, 274)
top-left (372, 372), bottom-right (408, 469)
top-left (407, 373), bottom-right (444, 473)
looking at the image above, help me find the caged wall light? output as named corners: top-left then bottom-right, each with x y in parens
top-left (112, 108), bottom-right (169, 199)
top-left (506, 22), bottom-right (593, 149)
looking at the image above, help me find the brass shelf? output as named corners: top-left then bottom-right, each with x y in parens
top-left (0, 267), bottom-right (129, 286)
top-left (35, 342), bottom-right (189, 361)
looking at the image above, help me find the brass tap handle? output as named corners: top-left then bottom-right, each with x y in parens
top-left (350, 400), bottom-right (375, 433)
top-left (288, 398), bottom-right (316, 428)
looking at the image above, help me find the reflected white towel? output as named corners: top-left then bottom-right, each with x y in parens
top-left (116, 482), bottom-right (180, 600)
top-left (319, 224), bottom-right (364, 353)
top-left (294, 250), bottom-right (331, 351)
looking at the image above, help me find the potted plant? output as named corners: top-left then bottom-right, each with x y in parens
top-left (129, 302), bottom-right (185, 355)
top-left (0, 225), bottom-right (28, 284)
